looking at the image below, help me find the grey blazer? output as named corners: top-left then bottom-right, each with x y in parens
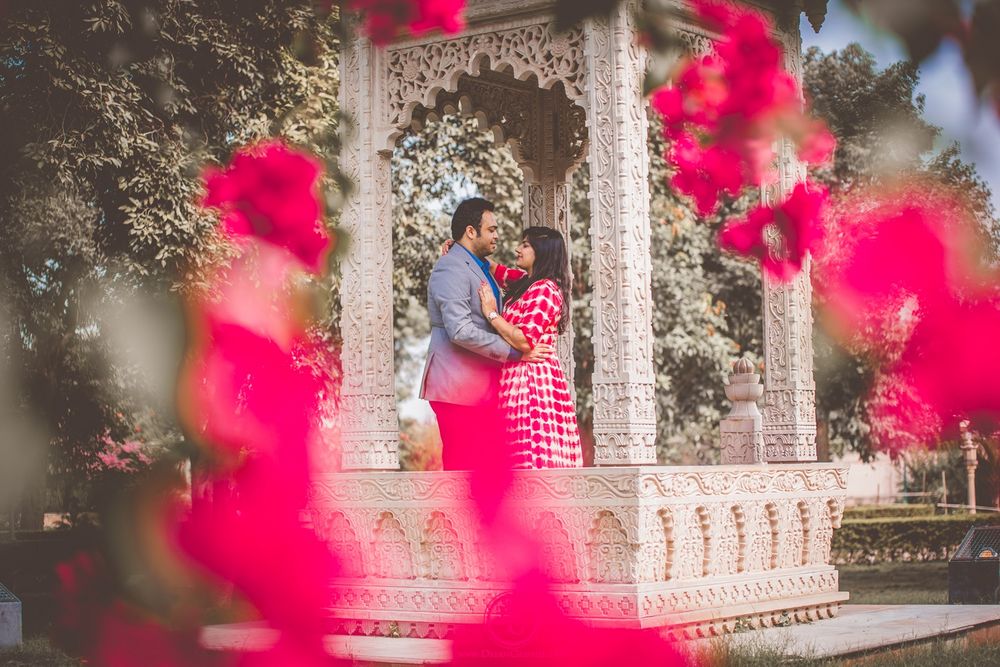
top-left (418, 246), bottom-right (516, 406)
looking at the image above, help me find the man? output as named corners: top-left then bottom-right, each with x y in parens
top-left (419, 198), bottom-right (552, 470)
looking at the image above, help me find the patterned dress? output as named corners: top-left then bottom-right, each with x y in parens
top-left (495, 265), bottom-right (582, 469)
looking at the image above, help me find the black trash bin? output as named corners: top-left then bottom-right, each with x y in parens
top-left (948, 525), bottom-right (1000, 604)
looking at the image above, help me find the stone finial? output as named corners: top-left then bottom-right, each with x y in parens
top-left (720, 358), bottom-right (765, 465)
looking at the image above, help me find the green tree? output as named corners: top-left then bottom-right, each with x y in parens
top-left (0, 0), bottom-right (340, 522)
top-left (804, 43), bottom-right (998, 461)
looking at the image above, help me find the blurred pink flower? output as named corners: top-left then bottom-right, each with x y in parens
top-left (91, 434), bottom-right (153, 475)
top-left (450, 572), bottom-right (685, 666)
top-left (54, 553), bottom-right (219, 666)
top-left (174, 470), bottom-right (339, 665)
top-left (202, 141), bottom-right (331, 274)
top-left (650, 0), bottom-right (835, 215)
top-left (347, 0), bottom-right (466, 45)
top-left (178, 315), bottom-right (322, 469)
top-left (814, 180), bottom-right (1000, 445)
top-left (719, 182), bottom-right (827, 281)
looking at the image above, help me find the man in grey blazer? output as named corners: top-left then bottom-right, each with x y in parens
top-left (419, 198), bottom-right (551, 470)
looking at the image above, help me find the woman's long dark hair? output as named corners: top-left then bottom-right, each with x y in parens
top-left (503, 226), bottom-right (571, 334)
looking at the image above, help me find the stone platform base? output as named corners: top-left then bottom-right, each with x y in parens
top-left (200, 603), bottom-right (1000, 663)
top-left (688, 603), bottom-right (1000, 659)
top-left (307, 464), bottom-right (850, 637)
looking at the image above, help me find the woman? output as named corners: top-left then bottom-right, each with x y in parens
top-left (476, 226), bottom-right (582, 469)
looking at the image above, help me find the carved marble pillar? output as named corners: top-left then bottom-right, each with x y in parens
top-left (759, 21), bottom-right (817, 463)
top-left (338, 35), bottom-right (400, 470)
top-left (518, 88), bottom-right (586, 393)
top-left (584, 3), bottom-right (658, 465)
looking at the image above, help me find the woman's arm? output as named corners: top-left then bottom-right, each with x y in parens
top-left (477, 283), bottom-right (532, 353)
top-left (490, 313), bottom-right (532, 353)
top-left (493, 262), bottom-right (527, 289)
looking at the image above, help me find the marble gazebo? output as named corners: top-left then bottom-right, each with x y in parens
top-left (310, 0), bottom-right (848, 640)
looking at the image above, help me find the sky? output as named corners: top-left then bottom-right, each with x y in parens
top-left (799, 0), bottom-right (1000, 212)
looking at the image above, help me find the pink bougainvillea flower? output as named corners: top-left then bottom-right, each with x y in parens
top-left (651, 0), bottom-right (835, 215)
top-left (812, 182), bottom-right (988, 347)
top-left (409, 0), bottom-right (466, 35)
top-left (202, 141), bottom-right (331, 274)
top-left (174, 470), bottom-right (340, 664)
top-left (719, 182), bottom-right (827, 281)
top-left (796, 119), bottom-right (837, 165)
top-left (901, 294), bottom-right (1000, 431)
top-left (865, 370), bottom-right (944, 457)
top-left (813, 180), bottom-right (1000, 447)
top-left (347, 0), bottom-right (467, 45)
top-left (54, 551), bottom-right (221, 666)
top-left (178, 314), bottom-right (322, 469)
top-left (450, 572), bottom-right (686, 667)
top-left (668, 133), bottom-right (744, 216)
top-left (90, 600), bottom-right (220, 667)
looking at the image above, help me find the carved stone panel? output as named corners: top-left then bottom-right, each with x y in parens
top-left (587, 510), bottom-right (633, 583)
top-left (372, 511), bottom-right (416, 579)
top-left (535, 511), bottom-right (580, 583)
top-left (421, 511), bottom-right (468, 581)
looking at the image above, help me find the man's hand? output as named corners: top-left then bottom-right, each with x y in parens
top-left (522, 344), bottom-right (555, 363)
top-left (440, 239), bottom-right (454, 257)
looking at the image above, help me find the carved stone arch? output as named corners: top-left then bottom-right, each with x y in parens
top-left (421, 511), bottom-right (468, 581)
top-left (587, 510), bottom-right (633, 584)
top-left (372, 511), bottom-right (415, 580)
top-left (744, 502), bottom-right (771, 573)
top-left (315, 511), bottom-right (366, 578)
top-left (534, 511), bottom-right (579, 583)
top-left (782, 501), bottom-right (805, 568)
top-left (382, 21), bottom-right (587, 146)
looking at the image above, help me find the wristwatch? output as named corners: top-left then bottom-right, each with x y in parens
top-left (487, 311), bottom-right (499, 322)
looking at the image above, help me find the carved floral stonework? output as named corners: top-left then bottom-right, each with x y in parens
top-left (310, 463), bottom-right (849, 637)
top-left (384, 21), bottom-right (586, 134)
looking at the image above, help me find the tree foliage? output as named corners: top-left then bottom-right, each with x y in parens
top-left (0, 0), bottom-right (340, 518)
top-left (805, 43), bottom-right (998, 461)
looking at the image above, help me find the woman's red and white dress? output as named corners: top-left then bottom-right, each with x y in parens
top-left (494, 265), bottom-right (582, 469)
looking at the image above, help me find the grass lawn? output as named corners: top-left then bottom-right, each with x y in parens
top-left (698, 627), bottom-right (1000, 666)
top-left (0, 638), bottom-right (79, 666)
top-left (839, 561), bottom-right (949, 605)
top-left (1, 561), bottom-right (991, 665)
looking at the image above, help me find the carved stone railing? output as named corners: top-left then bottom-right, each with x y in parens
top-left (308, 464), bottom-right (848, 639)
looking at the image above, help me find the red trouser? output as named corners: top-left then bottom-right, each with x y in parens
top-left (430, 401), bottom-right (506, 471)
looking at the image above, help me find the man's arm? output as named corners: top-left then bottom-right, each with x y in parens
top-left (431, 269), bottom-right (517, 363)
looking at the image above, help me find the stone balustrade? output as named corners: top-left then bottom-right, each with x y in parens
top-left (308, 464), bottom-right (848, 639)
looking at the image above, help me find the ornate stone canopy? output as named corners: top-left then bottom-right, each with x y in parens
top-left (337, 0), bottom-right (821, 470)
top-left (323, 1), bottom-right (848, 644)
